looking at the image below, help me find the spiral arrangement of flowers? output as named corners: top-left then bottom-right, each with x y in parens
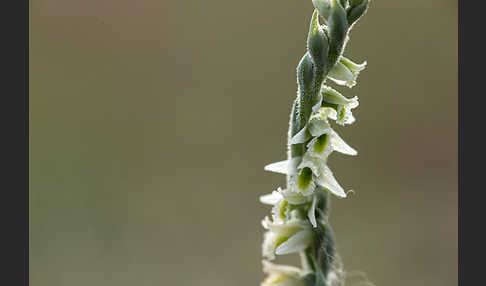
top-left (259, 1), bottom-right (370, 285)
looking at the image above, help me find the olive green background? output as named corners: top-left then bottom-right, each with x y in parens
top-left (30, 0), bottom-right (457, 285)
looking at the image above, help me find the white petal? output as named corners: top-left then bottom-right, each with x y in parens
top-left (318, 107), bottom-right (337, 120)
top-left (315, 165), bottom-right (347, 198)
top-left (340, 56), bottom-right (367, 74)
top-left (321, 85), bottom-right (352, 105)
top-left (264, 157), bottom-right (301, 175)
top-left (330, 130), bottom-right (357, 155)
top-left (298, 154), bottom-right (319, 175)
top-left (290, 126), bottom-right (311, 145)
top-left (260, 191), bottom-right (284, 205)
top-left (328, 61), bottom-right (355, 87)
top-left (307, 195), bottom-right (318, 228)
top-left (279, 188), bottom-right (313, 205)
top-left (336, 97), bottom-right (359, 126)
top-left (267, 219), bottom-right (307, 236)
top-left (348, 98), bottom-right (359, 109)
top-left (261, 216), bottom-right (272, 229)
top-left (308, 116), bottom-right (331, 137)
top-left (275, 230), bottom-right (313, 255)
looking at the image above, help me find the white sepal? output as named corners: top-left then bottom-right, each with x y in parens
top-left (279, 188), bottom-right (313, 205)
top-left (290, 126), bottom-right (311, 145)
top-left (275, 230), bottom-right (313, 255)
top-left (314, 165), bottom-right (347, 198)
top-left (307, 194), bottom-right (318, 228)
top-left (264, 157), bottom-right (301, 175)
top-left (260, 191), bottom-right (284, 205)
top-left (328, 129), bottom-right (357, 155)
top-left (306, 129), bottom-right (357, 157)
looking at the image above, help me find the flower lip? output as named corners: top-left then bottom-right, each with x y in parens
top-left (261, 260), bottom-right (305, 286)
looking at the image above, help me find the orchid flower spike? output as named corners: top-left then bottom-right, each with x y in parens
top-left (258, 1), bottom-right (370, 285)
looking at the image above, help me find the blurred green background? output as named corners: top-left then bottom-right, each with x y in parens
top-left (29, 0), bottom-right (457, 285)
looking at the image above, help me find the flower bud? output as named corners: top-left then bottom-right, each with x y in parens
top-left (347, 0), bottom-right (369, 25)
top-left (307, 10), bottom-right (329, 71)
top-left (297, 53), bottom-right (315, 95)
top-left (312, 0), bottom-right (331, 20)
top-left (327, 0), bottom-right (349, 64)
top-left (296, 53), bottom-right (316, 130)
top-left (295, 149), bottom-right (347, 198)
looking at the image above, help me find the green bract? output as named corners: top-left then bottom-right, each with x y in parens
top-left (260, 1), bottom-right (369, 286)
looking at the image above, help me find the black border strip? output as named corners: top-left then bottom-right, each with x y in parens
top-left (0, 0), bottom-right (29, 284)
top-left (459, 1), bottom-right (484, 286)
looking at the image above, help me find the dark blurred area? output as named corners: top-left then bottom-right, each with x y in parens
top-left (30, 0), bottom-right (457, 285)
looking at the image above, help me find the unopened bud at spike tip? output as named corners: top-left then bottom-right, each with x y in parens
top-left (327, 0), bottom-right (349, 65)
top-left (312, 0), bottom-right (331, 20)
top-left (347, 0), bottom-right (369, 25)
top-left (307, 9), bottom-right (329, 71)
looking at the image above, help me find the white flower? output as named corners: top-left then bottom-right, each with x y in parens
top-left (297, 152), bottom-right (347, 198)
top-left (261, 260), bottom-right (306, 286)
top-left (262, 212), bottom-right (313, 260)
top-left (327, 56), bottom-right (366, 88)
top-left (306, 129), bottom-right (357, 158)
top-left (264, 157), bottom-right (316, 196)
top-left (341, 56), bottom-right (367, 81)
top-left (260, 191), bottom-right (292, 222)
top-left (279, 187), bottom-right (314, 205)
top-left (264, 151), bottom-right (351, 198)
top-left (260, 188), bottom-right (312, 211)
top-left (260, 188), bottom-right (316, 231)
top-left (290, 120), bottom-right (357, 159)
top-left (336, 98), bottom-right (359, 125)
top-left (289, 113), bottom-right (331, 145)
top-left (319, 85), bottom-right (359, 126)
top-left (288, 167), bottom-right (316, 196)
top-left (264, 158), bottom-right (351, 199)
